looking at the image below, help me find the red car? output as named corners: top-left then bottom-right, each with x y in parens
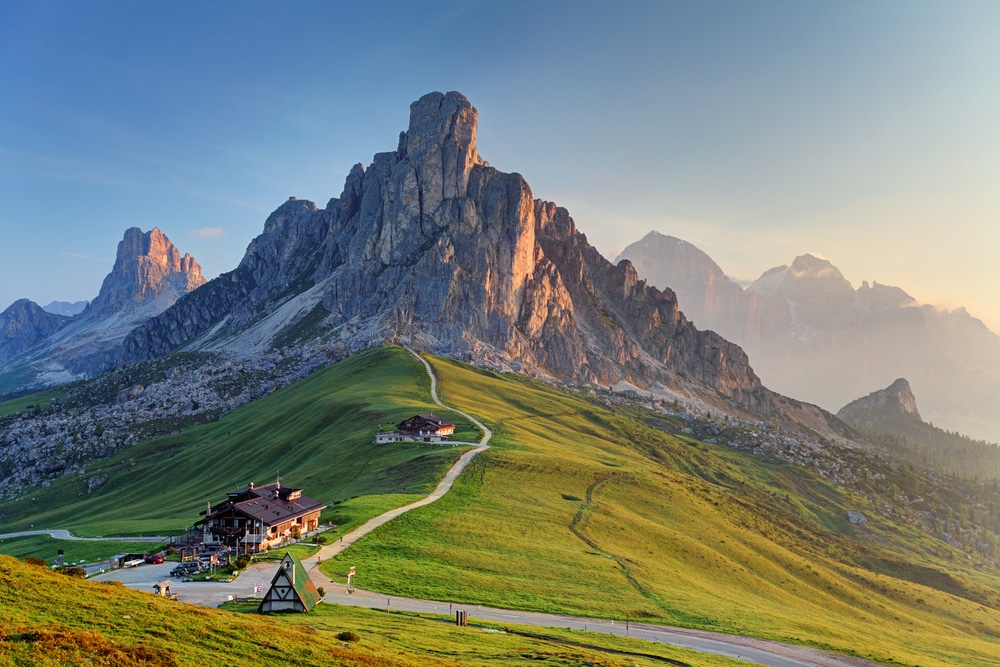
top-left (144, 555), bottom-right (165, 564)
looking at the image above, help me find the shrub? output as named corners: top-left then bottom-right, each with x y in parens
top-left (234, 554), bottom-right (252, 570)
top-left (317, 586), bottom-right (326, 598)
top-left (315, 535), bottom-right (327, 545)
top-left (59, 566), bottom-right (87, 578)
top-left (336, 631), bottom-right (360, 643)
top-left (23, 557), bottom-right (48, 567)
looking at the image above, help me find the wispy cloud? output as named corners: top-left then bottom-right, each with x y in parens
top-left (189, 226), bottom-right (226, 239)
top-left (61, 252), bottom-right (111, 263)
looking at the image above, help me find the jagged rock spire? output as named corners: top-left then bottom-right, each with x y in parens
top-left (86, 227), bottom-right (204, 319)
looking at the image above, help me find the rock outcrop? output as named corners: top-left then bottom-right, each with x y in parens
top-left (85, 227), bottom-right (204, 319)
top-left (122, 91), bottom-right (806, 420)
top-left (838, 378), bottom-right (921, 426)
top-left (0, 299), bottom-right (70, 365)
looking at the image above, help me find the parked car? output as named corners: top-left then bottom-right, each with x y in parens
top-left (169, 562), bottom-right (201, 577)
top-left (144, 554), bottom-right (165, 564)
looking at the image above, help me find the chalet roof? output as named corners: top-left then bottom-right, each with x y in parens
top-left (416, 413), bottom-right (454, 427)
top-left (197, 482), bottom-right (325, 528)
top-left (257, 552), bottom-right (321, 613)
top-left (397, 413), bottom-right (456, 430)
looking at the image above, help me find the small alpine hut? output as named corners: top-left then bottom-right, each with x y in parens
top-left (375, 413), bottom-right (456, 444)
top-left (258, 552), bottom-right (321, 613)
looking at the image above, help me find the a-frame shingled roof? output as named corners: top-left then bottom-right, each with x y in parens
top-left (257, 552), bottom-right (321, 613)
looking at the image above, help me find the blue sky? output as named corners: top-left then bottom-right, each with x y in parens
top-left (2, 1), bottom-right (998, 331)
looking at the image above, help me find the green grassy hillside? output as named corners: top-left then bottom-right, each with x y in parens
top-left (1, 555), bottom-right (740, 667)
top-left (4, 347), bottom-right (1000, 665)
top-left (0, 347), bottom-right (477, 536)
top-left (322, 355), bottom-right (1000, 667)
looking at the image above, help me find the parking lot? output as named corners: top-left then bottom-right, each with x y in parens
top-left (91, 560), bottom-right (280, 607)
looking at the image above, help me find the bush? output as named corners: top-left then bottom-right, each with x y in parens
top-left (315, 535), bottom-right (328, 545)
top-left (59, 566), bottom-right (87, 578)
top-left (234, 554), bottom-right (252, 570)
top-left (317, 586), bottom-right (326, 598)
top-left (336, 631), bottom-right (360, 643)
top-left (23, 557), bottom-right (48, 567)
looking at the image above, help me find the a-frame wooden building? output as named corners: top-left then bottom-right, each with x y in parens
top-left (257, 552), bottom-right (322, 613)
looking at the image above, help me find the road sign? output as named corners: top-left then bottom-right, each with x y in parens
top-left (349, 566), bottom-right (356, 576)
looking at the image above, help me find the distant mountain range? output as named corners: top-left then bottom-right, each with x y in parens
top-left (2, 92), bottom-right (847, 437)
top-left (617, 231), bottom-right (1000, 443)
top-left (0, 227), bottom-right (203, 393)
top-left (7, 92), bottom-right (995, 447)
top-left (42, 301), bottom-right (88, 316)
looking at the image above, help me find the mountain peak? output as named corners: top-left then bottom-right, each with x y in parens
top-left (838, 377), bottom-right (921, 423)
top-left (85, 227), bottom-right (204, 319)
top-left (789, 254), bottom-right (846, 281)
top-left (396, 91), bottom-right (485, 207)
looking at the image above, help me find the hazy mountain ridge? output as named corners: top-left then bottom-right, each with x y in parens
top-left (0, 300), bottom-right (70, 366)
top-left (837, 378), bottom-right (1000, 480)
top-left (41, 301), bottom-right (88, 316)
top-left (0, 227), bottom-right (204, 394)
top-left (617, 230), bottom-right (1000, 443)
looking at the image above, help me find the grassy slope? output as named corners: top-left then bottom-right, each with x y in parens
top-left (323, 355), bottom-right (1000, 667)
top-left (0, 387), bottom-right (65, 418)
top-left (4, 347), bottom-right (1000, 665)
top-left (0, 555), bottom-right (742, 667)
top-left (0, 535), bottom-right (166, 566)
top-left (0, 347), bottom-right (476, 536)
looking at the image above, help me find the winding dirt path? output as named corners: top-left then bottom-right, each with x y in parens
top-left (307, 347), bottom-right (491, 569)
top-left (299, 348), bottom-right (879, 667)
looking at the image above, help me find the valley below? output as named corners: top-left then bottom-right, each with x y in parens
top-left (3, 347), bottom-right (1000, 666)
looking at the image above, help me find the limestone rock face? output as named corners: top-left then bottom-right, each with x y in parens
top-left (0, 299), bottom-right (70, 365)
top-left (838, 378), bottom-right (921, 424)
top-left (121, 91), bottom-right (809, 420)
top-left (85, 227), bottom-right (204, 319)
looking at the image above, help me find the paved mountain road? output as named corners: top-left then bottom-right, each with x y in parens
top-left (0, 529), bottom-right (168, 542)
top-left (23, 349), bottom-right (881, 667)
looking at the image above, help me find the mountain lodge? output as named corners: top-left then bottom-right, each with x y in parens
top-left (374, 413), bottom-right (456, 444)
top-left (196, 481), bottom-right (325, 553)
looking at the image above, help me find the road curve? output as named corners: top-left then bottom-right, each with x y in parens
top-left (0, 529), bottom-right (168, 542)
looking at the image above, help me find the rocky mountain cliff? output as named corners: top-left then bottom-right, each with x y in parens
top-left (0, 300), bottom-right (70, 366)
top-left (121, 91), bottom-right (844, 427)
top-left (84, 227), bottom-right (203, 320)
top-left (617, 232), bottom-right (1000, 443)
top-left (837, 378), bottom-right (921, 427)
top-left (0, 228), bottom-right (204, 394)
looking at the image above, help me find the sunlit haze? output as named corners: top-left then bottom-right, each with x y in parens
top-left (2, 1), bottom-right (998, 332)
